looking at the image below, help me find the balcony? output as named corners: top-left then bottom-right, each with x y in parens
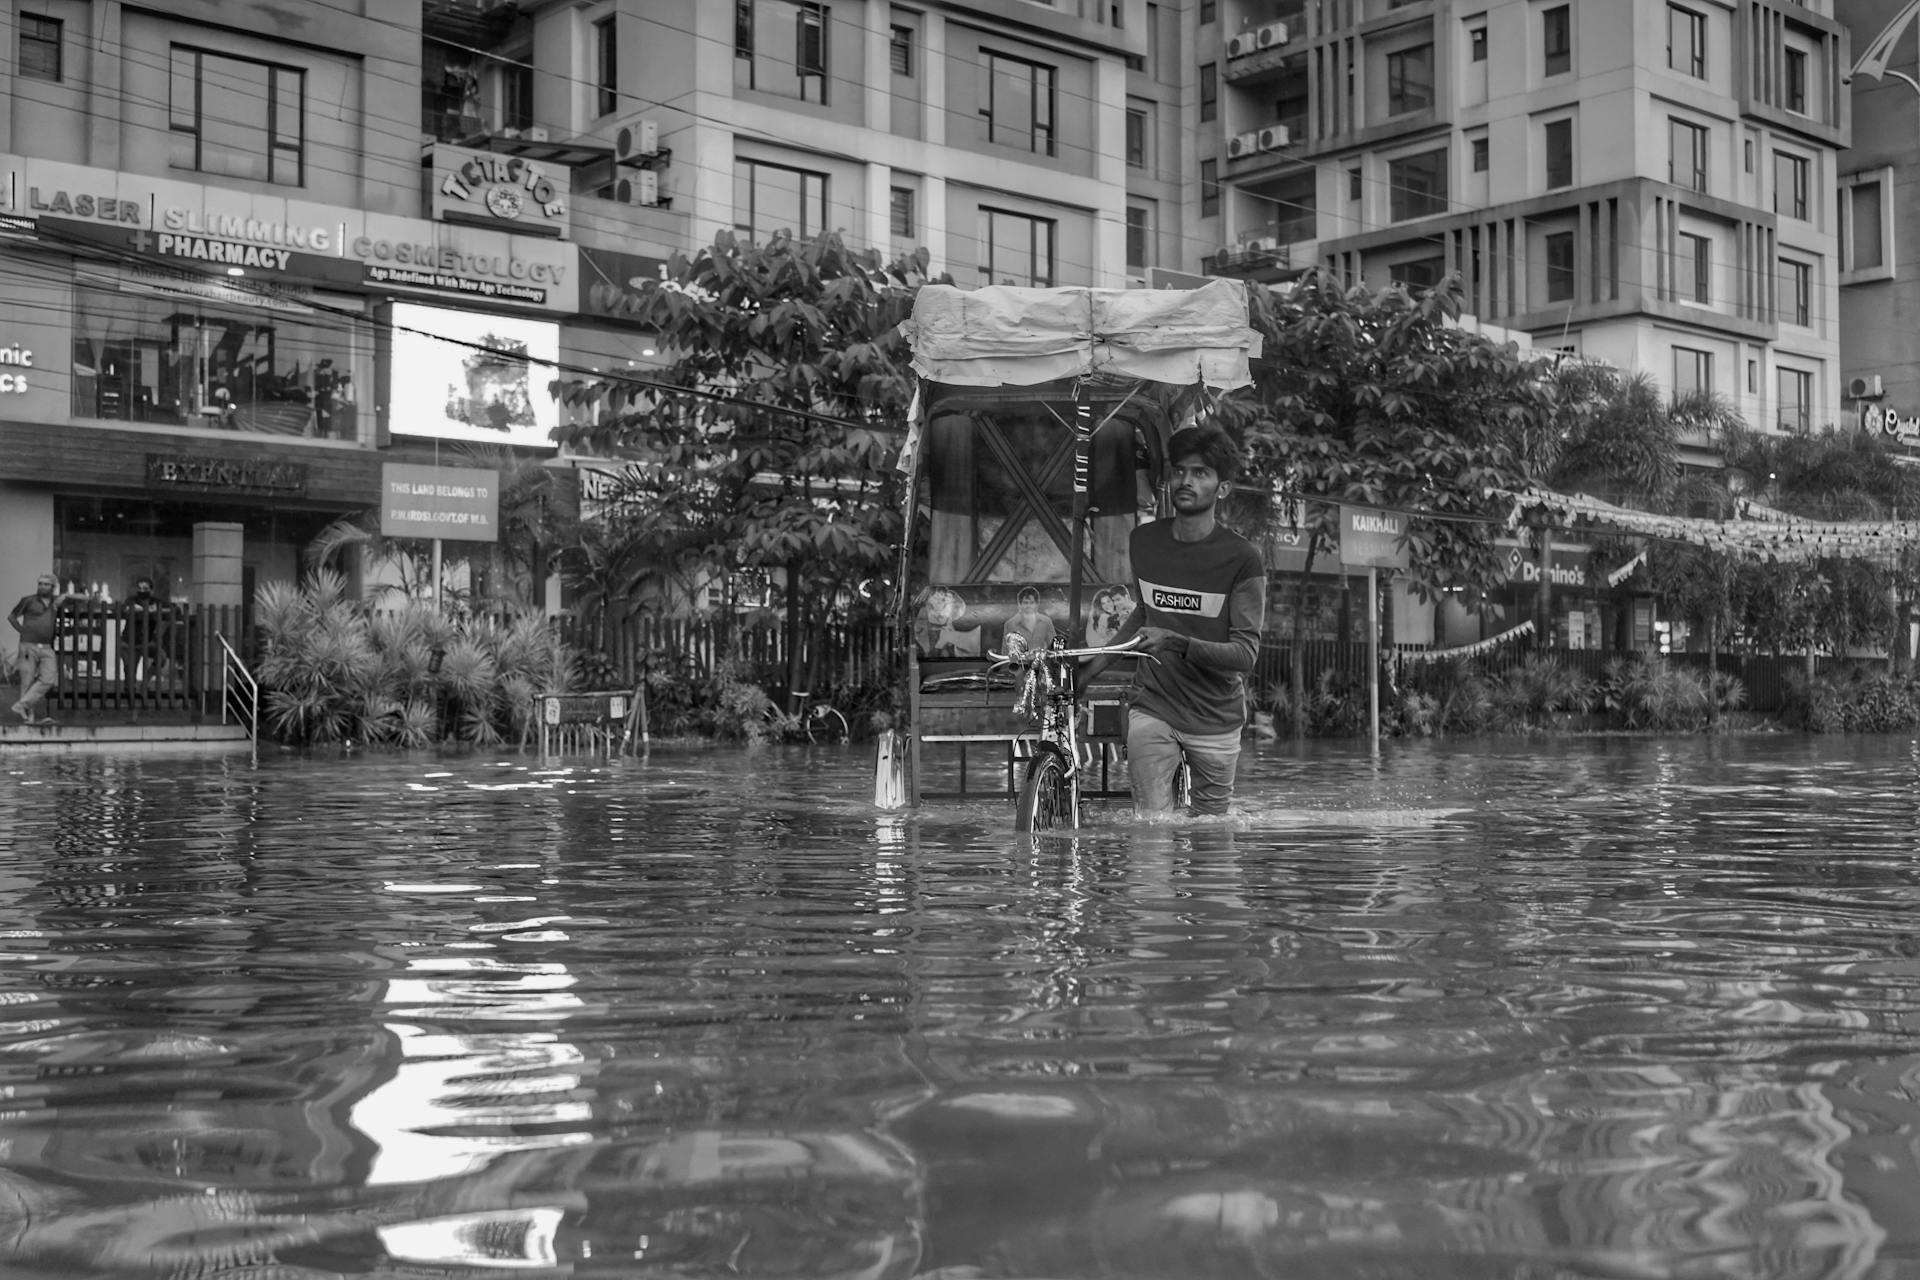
top-left (1204, 238), bottom-right (1300, 281)
top-left (1223, 37), bottom-right (1301, 87)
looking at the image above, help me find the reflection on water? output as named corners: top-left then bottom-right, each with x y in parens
top-left (0, 738), bottom-right (1918, 1276)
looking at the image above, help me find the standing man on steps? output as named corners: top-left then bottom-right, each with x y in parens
top-left (9, 574), bottom-right (74, 724)
top-left (1083, 423), bottom-right (1267, 817)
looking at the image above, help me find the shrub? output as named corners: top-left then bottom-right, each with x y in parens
top-left (1487, 655), bottom-right (1595, 732)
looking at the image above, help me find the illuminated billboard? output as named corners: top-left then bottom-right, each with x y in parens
top-left (388, 303), bottom-right (560, 448)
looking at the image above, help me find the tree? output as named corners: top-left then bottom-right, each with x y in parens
top-left (1217, 271), bottom-right (1554, 731)
top-left (553, 230), bottom-right (940, 702)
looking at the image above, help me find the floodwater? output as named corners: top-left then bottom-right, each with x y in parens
top-left (1, 736), bottom-right (1919, 1279)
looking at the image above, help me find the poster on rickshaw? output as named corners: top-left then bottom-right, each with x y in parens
top-left (910, 582), bottom-right (1140, 659)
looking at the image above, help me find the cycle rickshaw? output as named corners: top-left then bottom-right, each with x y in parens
top-left (881, 280), bottom-right (1261, 829)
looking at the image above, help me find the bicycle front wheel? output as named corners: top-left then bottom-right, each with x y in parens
top-left (1016, 748), bottom-right (1076, 833)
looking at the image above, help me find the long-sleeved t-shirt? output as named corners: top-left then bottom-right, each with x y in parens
top-left (1124, 520), bottom-right (1267, 735)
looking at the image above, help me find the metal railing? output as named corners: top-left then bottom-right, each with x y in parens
top-left (216, 633), bottom-right (260, 765)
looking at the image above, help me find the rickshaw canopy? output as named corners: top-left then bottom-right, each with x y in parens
top-left (901, 280), bottom-right (1262, 391)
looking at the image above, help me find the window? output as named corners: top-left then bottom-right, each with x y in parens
top-left (733, 158), bottom-right (828, 240)
top-left (169, 46), bottom-right (306, 186)
top-left (1471, 138), bottom-right (1489, 172)
top-left (1200, 62), bottom-right (1217, 122)
top-left (1469, 26), bottom-right (1487, 61)
top-left (979, 208), bottom-right (1055, 286)
top-left (501, 61), bottom-right (534, 131)
top-left (1543, 5), bottom-right (1571, 76)
top-left (1126, 205), bottom-right (1151, 268)
top-left (1200, 0), bottom-right (1217, 22)
top-left (1783, 47), bottom-right (1807, 114)
top-left (1673, 346), bottom-right (1712, 397)
top-left (1146, 2), bottom-right (1160, 73)
top-left (1774, 151), bottom-right (1808, 219)
top-left (1544, 118), bottom-right (1572, 188)
top-left (72, 284), bottom-right (362, 440)
top-left (1545, 231), bottom-right (1575, 302)
top-left (1388, 148), bottom-right (1448, 221)
top-left (1782, 257), bottom-right (1810, 325)
top-left (890, 24), bottom-right (913, 76)
top-left (1201, 158), bottom-right (1219, 216)
top-left (1678, 232), bottom-right (1710, 302)
top-left (1669, 118), bottom-right (1707, 192)
top-left (1348, 166), bottom-right (1362, 199)
top-left (736, 1), bottom-right (830, 104)
top-left (1777, 367), bottom-right (1811, 431)
top-left (592, 15), bottom-right (619, 116)
top-left (1125, 108), bottom-right (1147, 168)
top-left (890, 186), bottom-right (915, 237)
top-left (1668, 5), bottom-right (1705, 78)
top-left (1846, 179), bottom-right (1885, 271)
top-left (19, 14), bottom-right (60, 82)
top-left (981, 51), bottom-right (1056, 155)
top-left (1387, 44), bottom-right (1434, 115)
top-left (1391, 256), bottom-right (1446, 291)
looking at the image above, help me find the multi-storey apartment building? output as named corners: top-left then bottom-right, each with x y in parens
top-left (1200, 0), bottom-right (1850, 439)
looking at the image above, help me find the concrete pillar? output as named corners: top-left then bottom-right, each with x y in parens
top-left (0, 486), bottom-right (55, 621)
top-left (191, 522), bottom-right (245, 609)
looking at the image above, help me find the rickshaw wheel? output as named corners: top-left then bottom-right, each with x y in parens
top-left (1016, 749), bottom-right (1075, 832)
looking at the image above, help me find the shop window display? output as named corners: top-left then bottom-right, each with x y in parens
top-left (71, 285), bottom-right (362, 440)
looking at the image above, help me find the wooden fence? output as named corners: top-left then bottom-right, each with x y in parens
top-left (41, 601), bottom-right (253, 718)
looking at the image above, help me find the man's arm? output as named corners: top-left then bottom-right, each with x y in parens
top-left (1140, 568), bottom-right (1267, 674)
top-left (5, 599), bottom-right (23, 633)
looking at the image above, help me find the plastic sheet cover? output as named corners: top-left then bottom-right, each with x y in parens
top-left (900, 281), bottom-right (1261, 391)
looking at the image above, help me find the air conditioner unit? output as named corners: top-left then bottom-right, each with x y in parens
top-left (524, 126), bottom-right (550, 142)
top-left (615, 117), bottom-right (659, 162)
top-left (1227, 130), bottom-right (1261, 159)
top-left (1257, 124), bottom-right (1291, 150)
top-left (1245, 236), bottom-right (1280, 253)
top-left (1849, 374), bottom-right (1886, 399)
top-left (500, 126), bottom-right (525, 140)
top-left (1256, 20), bottom-right (1289, 48)
top-left (616, 171), bottom-right (661, 206)
top-left (1227, 32), bottom-right (1257, 58)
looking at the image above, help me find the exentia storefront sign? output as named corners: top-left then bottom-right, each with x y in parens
top-left (387, 303), bottom-right (560, 450)
top-left (381, 464), bottom-right (500, 541)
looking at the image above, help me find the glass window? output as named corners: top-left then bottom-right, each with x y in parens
top-left (890, 24), bottom-right (913, 76)
top-left (1391, 256), bottom-right (1446, 291)
top-left (1668, 5), bottom-right (1705, 78)
top-left (1200, 62), bottom-right (1217, 122)
top-left (979, 208), bottom-right (1056, 287)
top-left (1471, 137), bottom-right (1489, 172)
top-left (1545, 231), bottom-right (1575, 301)
top-left (1669, 118), bottom-right (1707, 192)
top-left (19, 14), bottom-right (61, 82)
top-left (72, 283), bottom-right (361, 440)
top-left (1543, 5), bottom-right (1571, 76)
top-left (1782, 257), bottom-right (1810, 325)
top-left (1126, 205), bottom-right (1150, 268)
top-left (594, 16), bottom-right (618, 116)
top-left (1200, 0), bottom-right (1216, 22)
top-left (1783, 47), bottom-right (1807, 114)
top-left (1348, 166), bottom-right (1362, 199)
top-left (1201, 158), bottom-right (1220, 216)
top-left (1673, 345), bottom-right (1712, 397)
top-left (890, 186), bottom-right (914, 237)
top-left (1126, 108), bottom-right (1147, 168)
top-left (1544, 118), bottom-right (1572, 188)
top-left (1388, 148), bottom-right (1448, 221)
top-left (1469, 26), bottom-right (1487, 61)
top-left (736, 0), bottom-right (830, 104)
top-left (1774, 151), bottom-right (1808, 219)
top-left (981, 50), bottom-right (1057, 155)
top-left (733, 158), bottom-right (829, 240)
top-left (501, 61), bottom-right (534, 131)
top-left (1387, 44), bottom-right (1434, 115)
top-left (1679, 232), bottom-right (1710, 302)
top-left (169, 46), bottom-right (305, 186)
top-left (1777, 367), bottom-right (1811, 431)
top-left (1847, 180), bottom-right (1885, 270)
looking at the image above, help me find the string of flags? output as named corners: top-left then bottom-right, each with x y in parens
top-left (1495, 488), bottom-right (1920, 565)
top-left (1606, 549), bottom-right (1647, 587)
top-left (1397, 620), bottom-right (1536, 664)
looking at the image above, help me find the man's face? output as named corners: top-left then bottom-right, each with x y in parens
top-left (1169, 454), bottom-right (1226, 516)
top-left (134, 581), bottom-right (154, 598)
top-left (35, 577), bottom-right (54, 597)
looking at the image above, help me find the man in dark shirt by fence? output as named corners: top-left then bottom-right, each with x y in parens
top-left (9, 574), bottom-right (75, 724)
top-left (119, 578), bottom-right (176, 701)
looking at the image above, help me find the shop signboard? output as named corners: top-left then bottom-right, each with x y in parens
top-left (1496, 538), bottom-right (1593, 587)
top-left (577, 245), bottom-right (673, 323)
top-left (381, 463), bottom-right (500, 540)
top-left (429, 143), bottom-right (570, 239)
top-left (1861, 401), bottom-right (1920, 442)
top-left (0, 159), bottom-right (578, 312)
top-left (1337, 505), bottom-right (1411, 570)
top-left (387, 303), bottom-right (560, 449)
top-left (145, 454), bottom-right (309, 496)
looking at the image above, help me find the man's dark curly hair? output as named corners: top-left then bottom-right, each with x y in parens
top-left (1165, 423), bottom-right (1243, 484)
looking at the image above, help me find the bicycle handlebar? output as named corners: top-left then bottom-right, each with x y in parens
top-left (987, 636), bottom-right (1149, 665)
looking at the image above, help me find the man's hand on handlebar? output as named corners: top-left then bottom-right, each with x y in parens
top-left (1135, 627), bottom-right (1190, 659)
